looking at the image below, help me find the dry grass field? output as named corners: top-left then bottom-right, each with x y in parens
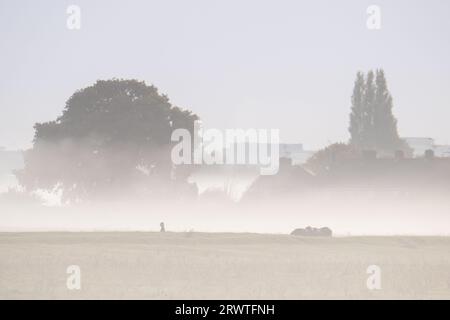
top-left (0, 232), bottom-right (449, 299)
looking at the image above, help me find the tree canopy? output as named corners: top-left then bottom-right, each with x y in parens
top-left (17, 79), bottom-right (198, 202)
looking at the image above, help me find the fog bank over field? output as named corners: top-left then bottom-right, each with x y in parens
top-left (1, 191), bottom-right (450, 235)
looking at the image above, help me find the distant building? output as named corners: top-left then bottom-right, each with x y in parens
top-left (404, 138), bottom-right (434, 157)
top-left (191, 143), bottom-right (315, 201)
top-left (279, 143), bottom-right (315, 165)
top-left (217, 142), bottom-right (314, 165)
top-left (434, 145), bottom-right (450, 158)
top-left (403, 137), bottom-right (450, 158)
top-left (279, 143), bottom-right (303, 158)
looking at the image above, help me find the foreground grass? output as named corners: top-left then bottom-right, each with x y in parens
top-left (0, 232), bottom-right (449, 299)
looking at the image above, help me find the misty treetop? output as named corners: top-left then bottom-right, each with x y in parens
top-left (349, 69), bottom-right (409, 155)
top-left (306, 70), bottom-right (411, 175)
top-left (34, 79), bottom-right (197, 147)
top-left (17, 79), bottom-right (199, 202)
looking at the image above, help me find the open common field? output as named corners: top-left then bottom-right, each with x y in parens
top-left (0, 232), bottom-right (449, 299)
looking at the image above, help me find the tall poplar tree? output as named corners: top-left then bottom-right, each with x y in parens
top-left (349, 72), bottom-right (365, 148)
top-left (362, 70), bottom-right (376, 149)
top-left (349, 69), bottom-right (406, 154)
top-left (373, 69), bottom-right (402, 151)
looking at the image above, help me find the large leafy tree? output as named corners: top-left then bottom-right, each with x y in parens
top-left (17, 79), bottom-right (198, 202)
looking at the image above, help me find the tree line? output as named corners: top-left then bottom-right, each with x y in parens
top-left (16, 70), bottom-right (409, 202)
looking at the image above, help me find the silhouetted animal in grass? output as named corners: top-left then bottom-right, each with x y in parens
top-left (290, 226), bottom-right (332, 237)
top-left (160, 222), bottom-right (165, 232)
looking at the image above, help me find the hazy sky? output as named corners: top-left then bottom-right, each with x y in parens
top-left (1, 0), bottom-right (449, 150)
